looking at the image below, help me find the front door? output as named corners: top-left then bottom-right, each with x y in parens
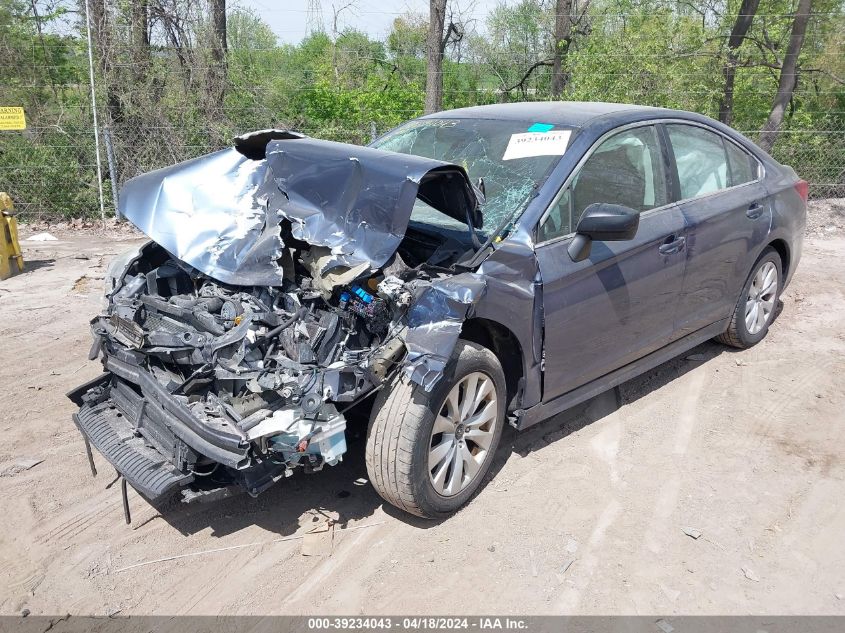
top-left (536, 124), bottom-right (689, 401)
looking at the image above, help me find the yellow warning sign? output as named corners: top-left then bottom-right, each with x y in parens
top-left (0, 107), bottom-right (26, 131)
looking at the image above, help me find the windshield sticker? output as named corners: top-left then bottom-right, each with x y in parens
top-left (502, 130), bottom-right (571, 161)
top-left (527, 122), bottom-right (554, 132)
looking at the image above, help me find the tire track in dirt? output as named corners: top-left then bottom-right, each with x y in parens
top-left (38, 496), bottom-right (120, 545)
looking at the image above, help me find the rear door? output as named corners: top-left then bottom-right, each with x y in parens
top-left (663, 123), bottom-right (771, 335)
top-left (536, 123), bottom-right (688, 401)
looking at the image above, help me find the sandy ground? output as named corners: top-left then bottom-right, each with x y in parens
top-left (1, 217), bottom-right (844, 616)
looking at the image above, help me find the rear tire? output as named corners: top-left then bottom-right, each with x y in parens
top-left (716, 247), bottom-right (782, 349)
top-left (365, 340), bottom-right (506, 518)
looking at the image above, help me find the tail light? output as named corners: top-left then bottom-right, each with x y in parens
top-left (794, 179), bottom-right (809, 203)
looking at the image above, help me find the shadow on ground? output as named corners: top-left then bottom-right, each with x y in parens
top-left (16, 258), bottom-right (55, 273)
top-left (127, 426), bottom-right (382, 539)
top-left (126, 321), bottom-right (777, 537)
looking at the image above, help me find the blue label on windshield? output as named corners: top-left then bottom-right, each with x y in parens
top-left (527, 123), bottom-right (554, 132)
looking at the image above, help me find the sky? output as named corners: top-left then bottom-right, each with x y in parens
top-left (237, 0), bottom-right (504, 44)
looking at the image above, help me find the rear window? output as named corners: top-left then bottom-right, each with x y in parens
top-left (725, 140), bottom-right (757, 187)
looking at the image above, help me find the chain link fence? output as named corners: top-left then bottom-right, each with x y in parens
top-left (7, 110), bottom-right (843, 224)
top-left (2, 9), bottom-right (844, 223)
top-left (1, 99), bottom-right (392, 222)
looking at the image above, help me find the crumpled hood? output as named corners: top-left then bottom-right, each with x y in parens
top-left (118, 133), bottom-right (480, 286)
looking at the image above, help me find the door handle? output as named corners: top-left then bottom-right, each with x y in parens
top-left (659, 236), bottom-right (686, 255)
top-left (746, 202), bottom-right (765, 219)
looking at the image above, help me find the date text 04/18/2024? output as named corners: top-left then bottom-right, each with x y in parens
top-left (306, 618), bottom-right (528, 630)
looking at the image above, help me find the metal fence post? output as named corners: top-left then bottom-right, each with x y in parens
top-left (103, 125), bottom-right (121, 220)
top-left (83, 0), bottom-right (107, 225)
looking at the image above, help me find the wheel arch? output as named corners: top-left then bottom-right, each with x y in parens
top-left (459, 318), bottom-right (524, 411)
top-left (767, 237), bottom-right (790, 280)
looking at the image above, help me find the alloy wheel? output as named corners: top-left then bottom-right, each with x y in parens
top-left (745, 261), bottom-right (778, 335)
top-left (428, 371), bottom-right (499, 497)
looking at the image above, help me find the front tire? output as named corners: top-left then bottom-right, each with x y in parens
top-left (716, 247), bottom-right (782, 349)
top-left (365, 340), bottom-right (506, 518)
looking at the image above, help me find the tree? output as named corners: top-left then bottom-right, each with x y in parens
top-left (551, 0), bottom-right (574, 98)
top-left (2, 0), bottom-right (844, 221)
top-left (87, 0), bottom-right (123, 123)
top-left (130, 0), bottom-right (149, 86)
top-left (211, 0), bottom-right (227, 58)
top-left (330, 0), bottom-right (358, 78)
top-left (470, 0), bottom-right (551, 100)
top-left (227, 7), bottom-right (277, 50)
top-left (425, 0), bottom-right (447, 113)
top-left (758, 0), bottom-right (813, 152)
top-left (150, 0), bottom-right (197, 92)
top-left (388, 14), bottom-right (427, 59)
top-left (424, 0), bottom-right (462, 114)
top-left (207, 0), bottom-right (227, 110)
top-left (718, 0), bottom-right (760, 125)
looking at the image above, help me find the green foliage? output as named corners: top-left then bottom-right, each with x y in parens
top-left (470, 0), bottom-right (552, 96)
top-left (228, 7), bottom-right (277, 50)
top-left (387, 15), bottom-right (427, 59)
top-left (567, 4), bottom-right (719, 112)
top-left (1, 0), bottom-right (843, 219)
top-left (0, 0), bottom-right (92, 218)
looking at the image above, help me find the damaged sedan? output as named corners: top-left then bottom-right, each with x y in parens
top-left (69, 102), bottom-right (806, 518)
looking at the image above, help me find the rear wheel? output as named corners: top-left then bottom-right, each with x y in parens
top-left (716, 247), bottom-right (782, 349)
top-left (365, 341), bottom-right (505, 518)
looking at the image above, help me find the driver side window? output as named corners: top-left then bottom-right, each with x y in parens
top-left (539, 125), bottom-right (668, 242)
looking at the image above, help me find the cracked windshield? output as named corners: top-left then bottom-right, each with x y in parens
top-left (372, 118), bottom-right (568, 234)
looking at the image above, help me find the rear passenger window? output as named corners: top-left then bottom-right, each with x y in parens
top-left (667, 124), bottom-right (729, 199)
top-left (725, 140), bottom-right (757, 186)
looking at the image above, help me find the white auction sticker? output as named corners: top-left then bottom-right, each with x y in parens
top-left (502, 129), bottom-right (571, 161)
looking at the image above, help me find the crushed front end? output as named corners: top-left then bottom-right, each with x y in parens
top-left (69, 240), bottom-right (415, 502)
top-left (68, 132), bottom-right (485, 504)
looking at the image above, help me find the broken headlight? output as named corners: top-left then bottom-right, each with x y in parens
top-left (102, 246), bottom-right (142, 309)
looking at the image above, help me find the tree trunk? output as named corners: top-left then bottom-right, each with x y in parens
top-left (208, 0), bottom-right (227, 110)
top-left (87, 0), bottom-right (122, 123)
top-left (718, 0), bottom-right (760, 125)
top-left (758, 0), bottom-right (812, 152)
top-left (551, 0), bottom-right (573, 98)
top-left (210, 0), bottom-right (227, 58)
top-left (425, 0), bottom-right (447, 115)
top-left (130, 0), bottom-right (150, 85)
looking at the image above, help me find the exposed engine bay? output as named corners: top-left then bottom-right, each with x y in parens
top-left (68, 131), bottom-right (489, 503)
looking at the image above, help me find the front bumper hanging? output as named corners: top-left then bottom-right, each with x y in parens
top-left (69, 374), bottom-right (196, 501)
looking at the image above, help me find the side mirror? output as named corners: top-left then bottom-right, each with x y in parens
top-left (567, 203), bottom-right (640, 262)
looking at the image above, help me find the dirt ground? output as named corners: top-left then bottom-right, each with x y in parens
top-left (1, 204), bottom-right (844, 616)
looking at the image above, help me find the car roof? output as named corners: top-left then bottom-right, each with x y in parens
top-left (421, 101), bottom-right (676, 128)
top-left (417, 100), bottom-right (773, 166)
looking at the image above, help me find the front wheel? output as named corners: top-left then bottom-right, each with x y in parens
top-left (365, 340), bottom-right (506, 518)
top-left (716, 247), bottom-right (782, 349)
